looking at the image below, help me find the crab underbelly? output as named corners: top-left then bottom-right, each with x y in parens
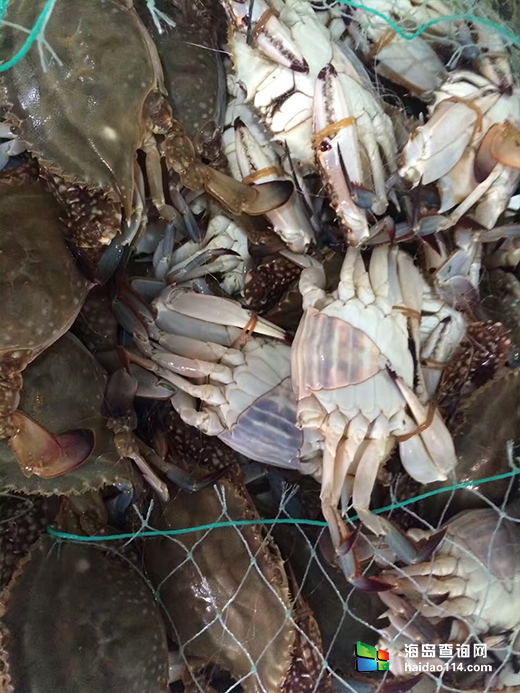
top-left (219, 377), bottom-right (306, 469)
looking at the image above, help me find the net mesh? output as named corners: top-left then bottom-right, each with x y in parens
top-left (47, 457), bottom-right (520, 693)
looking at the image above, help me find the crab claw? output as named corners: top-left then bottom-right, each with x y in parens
top-left (198, 164), bottom-right (294, 216)
top-left (224, 0), bottom-right (309, 72)
top-left (333, 524), bottom-right (394, 591)
top-left (313, 64), bottom-right (369, 245)
top-left (10, 411), bottom-right (94, 478)
top-left (475, 121), bottom-right (520, 182)
top-left (390, 374), bottom-right (457, 484)
top-left (379, 516), bottom-right (447, 565)
top-left (234, 118), bottom-right (314, 252)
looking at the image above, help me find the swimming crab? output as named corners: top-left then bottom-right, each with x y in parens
top-left (223, 0), bottom-right (398, 245)
top-left (291, 244), bottom-right (458, 573)
top-left (144, 410), bottom-right (329, 693)
top-left (1, 0), bottom-right (292, 257)
top-left (0, 500), bottom-right (169, 693)
top-left (0, 167), bottom-right (91, 475)
top-left (113, 286), bottom-right (324, 472)
top-left (377, 508), bottom-right (520, 688)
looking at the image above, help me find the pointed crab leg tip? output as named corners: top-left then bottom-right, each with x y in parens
top-left (244, 179), bottom-right (294, 215)
top-left (350, 576), bottom-right (395, 592)
top-left (291, 58), bottom-right (309, 73)
top-left (318, 63), bottom-right (336, 79)
top-left (416, 528), bottom-right (447, 562)
top-left (337, 525), bottom-right (360, 556)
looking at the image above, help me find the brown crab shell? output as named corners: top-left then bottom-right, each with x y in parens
top-left (1, 0), bottom-right (159, 248)
top-left (144, 413), bottom-right (296, 693)
top-left (0, 536), bottom-right (169, 693)
top-left (0, 333), bottom-right (132, 496)
top-left (0, 169), bottom-right (90, 371)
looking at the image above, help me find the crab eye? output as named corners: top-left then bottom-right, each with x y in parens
top-left (320, 141), bottom-right (332, 152)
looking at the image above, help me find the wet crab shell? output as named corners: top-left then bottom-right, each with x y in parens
top-left (136, 0), bottom-right (227, 143)
top-left (144, 413), bottom-right (326, 693)
top-left (0, 169), bottom-right (90, 373)
top-left (0, 536), bottom-right (169, 693)
top-left (1, 0), bottom-right (159, 247)
top-left (0, 333), bottom-right (133, 496)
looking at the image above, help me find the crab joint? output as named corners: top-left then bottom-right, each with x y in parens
top-left (232, 313), bottom-right (259, 348)
top-left (394, 400), bottom-right (437, 442)
top-left (312, 117), bottom-right (356, 150)
top-left (242, 166), bottom-right (283, 184)
top-left (252, 7), bottom-right (280, 39)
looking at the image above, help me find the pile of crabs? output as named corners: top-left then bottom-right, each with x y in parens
top-left (1, 0), bottom-right (519, 691)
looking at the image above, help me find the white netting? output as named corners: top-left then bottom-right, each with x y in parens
top-left (81, 450), bottom-right (520, 693)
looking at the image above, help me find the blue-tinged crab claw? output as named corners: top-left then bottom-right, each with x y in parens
top-left (378, 516), bottom-right (447, 565)
top-left (10, 411), bottom-right (94, 479)
top-left (335, 524), bottom-right (394, 592)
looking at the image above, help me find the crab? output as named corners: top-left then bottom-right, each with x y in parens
top-left (113, 285), bottom-right (324, 472)
top-left (144, 410), bottom-right (329, 693)
top-left (291, 244), bottom-right (458, 575)
top-left (0, 167), bottom-right (91, 474)
top-left (377, 508), bottom-right (520, 688)
top-left (223, 0), bottom-right (398, 245)
top-left (0, 498), bottom-right (169, 693)
top-left (341, 0), bottom-right (449, 97)
top-left (0, 332), bottom-right (133, 494)
top-left (399, 70), bottom-right (520, 230)
top-left (1, 0), bottom-right (292, 259)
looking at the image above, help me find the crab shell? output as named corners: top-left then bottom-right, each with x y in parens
top-left (0, 169), bottom-right (90, 434)
top-left (137, 0), bottom-right (227, 143)
top-left (144, 415), bottom-right (327, 693)
top-left (0, 333), bottom-right (132, 496)
top-left (1, 0), bottom-right (161, 248)
top-left (0, 536), bottom-right (169, 693)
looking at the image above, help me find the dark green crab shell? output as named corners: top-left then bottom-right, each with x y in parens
top-left (0, 333), bottom-right (133, 495)
top-left (0, 536), bottom-right (169, 693)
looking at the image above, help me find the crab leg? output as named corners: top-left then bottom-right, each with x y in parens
top-left (352, 422), bottom-right (388, 536)
top-left (171, 390), bottom-right (225, 436)
top-left (161, 290), bottom-right (287, 340)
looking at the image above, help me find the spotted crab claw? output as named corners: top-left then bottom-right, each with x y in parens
top-left (9, 411), bottom-right (94, 479)
top-left (313, 64), bottom-right (370, 245)
top-left (224, 0), bottom-right (309, 72)
top-left (234, 117), bottom-right (314, 253)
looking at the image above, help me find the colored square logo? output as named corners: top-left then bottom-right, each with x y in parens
top-left (356, 642), bottom-right (390, 673)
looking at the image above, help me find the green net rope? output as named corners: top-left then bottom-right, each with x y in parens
top-left (1, 0), bottom-right (519, 72)
top-left (47, 468), bottom-right (520, 542)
